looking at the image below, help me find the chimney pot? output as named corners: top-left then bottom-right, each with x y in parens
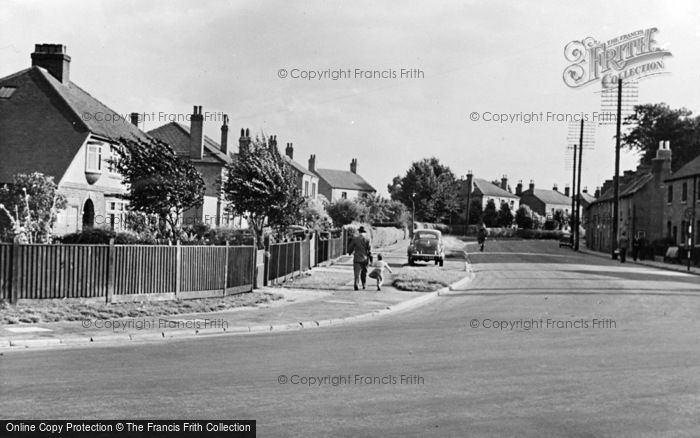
top-left (130, 112), bottom-right (139, 127)
top-left (350, 158), bottom-right (358, 174)
top-left (564, 185), bottom-right (570, 197)
top-left (220, 115), bottom-right (229, 155)
top-left (308, 154), bottom-right (316, 172)
top-left (239, 127), bottom-right (251, 155)
top-left (31, 43), bottom-right (71, 85)
top-left (189, 105), bottom-right (204, 160)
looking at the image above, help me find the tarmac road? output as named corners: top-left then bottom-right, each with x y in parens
top-left (1, 239), bottom-right (699, 437)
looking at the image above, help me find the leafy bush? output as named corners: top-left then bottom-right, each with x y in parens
top-left (515, 205), bottom-right (534, 230)
top-left (60, 227), bottom-right (116, 244)
top-left (327, 199), bottom-right (367, 227)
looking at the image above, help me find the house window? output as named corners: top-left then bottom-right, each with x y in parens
top-left (667, 185), bottom-right (673, 203)
top-left (108, 144), bottom-right (121, 173)
top-left (341, 192), bottom-right (347, 199)
top-left (311, 182), bottom-right (316, 197)
top-left (682, 182), bottom-right (688, 203)
top-left (86, 144), bottom-right (102, 172)
top-left (106, 199), bottom-right (127, 230)
top-left (304, 181), bottom-right (309, 197)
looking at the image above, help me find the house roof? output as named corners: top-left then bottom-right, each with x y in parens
top-left (284, 156), bottom-right (315, 177)
top-left (314, 168), bottom-right (375, 192)
top-left (0, 66), bottom-right (148, 182)
top-left (147, 122), bottom-right (231, 165)
top-left (472, 178), bottom-right (518, 198)
top-left (667, 154), bottom-right (700, 182)
top-left (578, 192), bottom-right (596, 204)
top-left (526, 188), bottom-right (571, 206)
top-left (593, 172), bottom-right (654, 204)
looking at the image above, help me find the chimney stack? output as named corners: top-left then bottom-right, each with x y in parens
top-left (350, 158), bottom-right (357, 174)
top-left (594, 187), bottom-right (601, 198)
top-left (516, 180), bottom-right (523, 196)
top-left (220, 115), bottom-right (229, 155)
top-left (552, 183), bottom-right (558, 191)
top-left (564, 185), bottom-right (570, 197)
top-left (285, 142), bottom-right (294, 159)
top-left (529, 180), bottom-right (535, 192)
top-left (501, 174), bottom-right (508, 191)
top-left (130, 112), bottom-right (139, 127)
top-left (31, 44), bottom-right (71, 85)
top-left (466, 171), bottom-right (473, 196)
top-left (268, 135), bottom-right (277, 154)
top-left (239, 128), bottom-right (251, 155)
top-left (582, 186), bottom-right (588, 194)
top-left (652, 140), bottom-right (672, 181)
top-left (308, 154), bottom-right (316, 172)
top-left (189, 105), bottom-right (204, 160)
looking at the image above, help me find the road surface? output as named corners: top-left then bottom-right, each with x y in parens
top-left (2, 240), bottom-right (699, 437)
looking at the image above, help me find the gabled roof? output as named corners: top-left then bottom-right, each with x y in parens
top-left (0, 66), bottom-right (148, 182)
top-left (315, 168), bottom-right (375, 192)
top-left (594, 172), bottom-right (654, 203)
top-left (148, 122), bottom-right (231, 165)
top-left (472, 178), bottom-right (518, 198)
top-left (284, 156), bottom-right (315, 177)
top-left (667, 154), bottom-right (700, 182)
top-left (526, 188), bottom-right (571, 206)
top-left (578, 192), bottom-right (596, 204)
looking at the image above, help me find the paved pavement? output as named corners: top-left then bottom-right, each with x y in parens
top-left (0, 240), bottom-right (469, 350)
top-left (579, 245), bottom-right (700, 275)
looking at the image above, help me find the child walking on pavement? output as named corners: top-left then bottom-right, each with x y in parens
top-left (368, 254), bottom-right (393, 291)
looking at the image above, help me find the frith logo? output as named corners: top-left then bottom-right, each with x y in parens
top-left (563, 28), bottom-right (672, 88)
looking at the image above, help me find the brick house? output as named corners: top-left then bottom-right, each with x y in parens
top-left (517, 181), bottom-right (571, 218)
top-left (663, 150), bottom-right (700, 246)
top-left (277, 140), bottom-right (319, 200)
top-left (0, 44), bottom-right (149, 235)
top-left (148, 106), bottom-right (236, 227)
top-left (585, 141), bottom-right (672, 253)
top-left (312, 158), bottom-right (375, 201)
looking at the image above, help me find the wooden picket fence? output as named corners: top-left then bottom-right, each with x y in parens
top-left (0, 242), bottom-right (255, 303)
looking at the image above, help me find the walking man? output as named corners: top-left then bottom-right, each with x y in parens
top-left (619, 231), bottom-right (630, 263)
top-left (348, 226), bottom-right (372, 290)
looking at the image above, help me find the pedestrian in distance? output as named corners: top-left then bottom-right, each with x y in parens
top-left (632, 233), bottom-right (641, 262)
top-left (347, 226), bottom-right (372, 290)
top-left (619, 231), bottom-right (630, 263)
top-left (477, 224), bottom-right (487, 252)
top-left (368, 254), bottom-right (393, 291)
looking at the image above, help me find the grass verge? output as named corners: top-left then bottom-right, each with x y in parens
top-left (0, 291), bottom-right (283, 325)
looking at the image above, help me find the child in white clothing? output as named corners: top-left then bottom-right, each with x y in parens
top-left (368, 254), bottom-right (393, 291)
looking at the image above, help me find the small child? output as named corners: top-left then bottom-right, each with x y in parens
top-left (368, 254), bottom-right (393, 291)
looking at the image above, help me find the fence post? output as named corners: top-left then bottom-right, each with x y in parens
top-left (222, 241), bottom-right (229, 296)
top-left (10, 242), bottom-right (19, 304)
top-left (175, 240), bottom-right (181, 298)
top-left (106, 238), bottom-right (115, 303)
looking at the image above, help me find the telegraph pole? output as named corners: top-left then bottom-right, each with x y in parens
top-left (612, 77), bottom-right (622, 259)
top-left (570, 143), bottom-right (577, 247)
top-left (575, 119), bottom-right (584, 251)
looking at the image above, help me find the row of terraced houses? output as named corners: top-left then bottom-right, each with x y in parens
top-left (0, 44), bottom-right (376, 236)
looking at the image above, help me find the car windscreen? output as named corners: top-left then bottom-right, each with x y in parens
top-left (415, 233), bottom-right (438, 240)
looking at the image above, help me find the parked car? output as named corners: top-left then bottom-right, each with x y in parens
top-left (408, 229), bottom-right (445, 266)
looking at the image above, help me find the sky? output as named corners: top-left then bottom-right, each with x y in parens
top-left (2, 0), bottom-right (699, 197)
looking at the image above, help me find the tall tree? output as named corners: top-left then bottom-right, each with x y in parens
top-left (388, 157), bottom-right (459, 223)
top-left (0, 172), bottom-right (66, 243)
top-left (482, 199), bottom-right (498, 227)
top-left (622, 103), bottom-right (700, 172)
top-left (326, 199), bottom-right (366, 227)
top-left (113, 137), bottom-right (205, 238)
top-left (496, 202), bottom-right (514, 227)
top-left (222, 136), bottom-right (304, 247)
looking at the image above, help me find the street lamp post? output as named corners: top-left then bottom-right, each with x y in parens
top-left (411, 192), bottom-right (416, 237)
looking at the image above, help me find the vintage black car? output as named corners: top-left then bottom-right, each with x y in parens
top-left (408, 229), bottom-right (445, 266)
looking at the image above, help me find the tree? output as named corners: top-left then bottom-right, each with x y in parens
top-left (356, 194), bottom-right (409, 226)
top-left (468, 199), bottom-right (483, 225)
top-left (113, 137), bottom-right (205, 239)
top-left (622, 103), bottom-right (700, 172)
top-left (515, 205), bottom-right (534, 230)
top-left (326, 199), bottom-right (366, 227)
top-left (482, 199), bottom-right (498, 227)
top-left (496, 202), bottom-right (514, 227)
top-left (0, 172), bottom-right (66, 243)
top-left (553, 209), bottom-right (568, 230)
top-left (388, 158), bottom-right (460, 223)
top-left (223, 136), bottom-right (304, 247)
top-left (300, 195), bottom-right (332, 231)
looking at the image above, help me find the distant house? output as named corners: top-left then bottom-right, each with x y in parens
top-left (663, 147), bottom-right (700, 246)
top-left (517, 181), bottom-right (571, 218)
top-left (470, 176), bottom-right (520, 210)
top-left (277, 140), bottom-right (319, 199)
top-left (312, 158), bottom-right (375, 201)
top-left (0, 43), bottom-right (149, 235)
top-left (148, 106), bottom-right (234, 227)
top-left (585, 142), bottom-right (672, 253)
